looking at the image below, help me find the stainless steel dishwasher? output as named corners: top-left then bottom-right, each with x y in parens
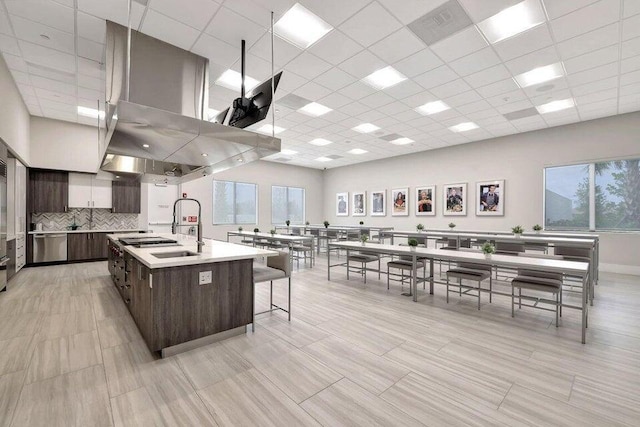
top-left (33, 234), bottom-right (68, 263)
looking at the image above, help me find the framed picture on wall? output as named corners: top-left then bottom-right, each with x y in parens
top-left (391, 188), bottom-right (409, 216)
top-left (443, 183), bottom-right (467, 216)
top-left (476, 180), bottom-right (504, 216)
top-left (416, 185), bottom-right (435, 216)
top-left (371, 190), bottom-right (386, 216)
top-left (352, 191), bottom-right (366, 216)
top-left (336, 192), bottom-right (349, 216)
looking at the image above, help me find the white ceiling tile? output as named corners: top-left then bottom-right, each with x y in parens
top-left (458, 0), bottom-right (522, 22)
top-left (320, 91), bottom-right (354, 109)
top-left (463, 64), bottom-right (511, 88)
top-left (6, 0), bottom-right (74, 33)
top-left (0, 7), bottom-right (12, 36)
top-left (550, 0), bottom-right (620, 42)
top-left (250, 33), bottom-right (302, 68)
top-left (430, 26), bottom-right (488, 62)
top-left (467, 108), bottom-right (502, 120)
top-left (621, 69), bottom-right (640, 86)
top-left (77, 0), bottom-right (145, 29)
top-left (294, 81), bottom-right (333, 101)
top-left (377, 101), bottom-right (410, 115)
top-left (3, 53), bottom-right (27, 73)
top-left (444, 90), bottom-right (483, 107)
top-left (623, 13), bottom-right (640, 41)
top-left (571, 75), bottom-right (618, 96)
top-left (448, 47), bottom-right (501, 76)
top-left (339, 1), bottom-right (403, 47)
top-left (0, 34), bottom-right (20, 56)
top-left (413, 65), bottom-right (458, 89)
top-left (285, 51), bottom-right (332, 79)
top-left (152, 0), bottom-right (220, 31)
top-left (205, 6), bottom-right (264, 47)
top-left (18, 40), bottom-right (76, 73)
top-left (494, 24), bottom-right (554, 62)
top-left (392, 48), bottom-right (443, 78)
top-left (359, 91), bottom-right (395, 108)
top-left (368, 27), bottom-right (425, 64)
top-left (77, 57), bottom-right (104, 79)
top-left (476, 78), bottom-right (520, 97)
top-left (16, 83), bottom-right (36, 98)
top-left (77, 87), bottom-right (104, 102)
top-left (339, 100), bottom-right (369, 116)
top-left (314, 67), bottom-right (356, 91)
top-left (275, 70), bottom-right (306, 94)
top-left (563, 45), bottom-right (620, 74)
top-left (343, 50), bottom-right (389, 80)
top-left (230, 53), bottom-right (272, 81)
top-left (308, 30), bottom-right (363, 67)
top-left (578, 98), bottom-right (618, 113)
top-left (76, 12), bottom-right (105, 44)
top-left (624, 0), bottom-right (640, 17)
top-left (300, 0), bottom-right (371, 26)
top-left (566, 62), bottom-right (619, 87)
top-left (10, 15), bottom-right (75, 55)
top-left (42, 107), bottom-right (77, 122)
top-left (522, 79), bottom-right (569, 98)
top-left (544, 0), bottom-right (599, 19)
top-left (622, 36), bottom-right (640, 59)
top-left (192, 33), bottom-right (239, 68)
top-left (77, 74), bottom-right (103, 91)
top-left (77, 38), bottom-right (104, 62)
top-left (456, 99), bottom-right (492, 114)
top-left (556, 23), bottom-right (619, 59)
top-left (384, 79), bottom-right (424, 99)
top-left (9, 69), bottom-right (30, 85)
top-left (622, 54), bottom-right (640, 74)
top-left (141, 10), bottom-right (200, 51)
top-left (505, 45), bottom-right (561, 75)
top-left (339, 80), bottom-right (377, 100)
top-left (486, 88), bottom-right (528, 107)
top-left (575, 87), bottom-right (619, 105)
top-left (39, 98), bottom-right (76, 113)
top-left (30, 74), bottom-right (75, 94)
top-left (429, 78), bottom-right (472, 98)
top-left (26, 103), bottom-right (42, 115)
top-left (378, 0), bottom-right (446, 24)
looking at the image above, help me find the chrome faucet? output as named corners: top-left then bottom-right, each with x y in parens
top-left (172, 198), bottom-right (204, 253)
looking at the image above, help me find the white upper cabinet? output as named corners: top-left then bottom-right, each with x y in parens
top-left (68, 173), bottom-right (112, 209)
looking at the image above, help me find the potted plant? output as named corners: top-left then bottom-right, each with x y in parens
top-left (512, 225), bottom-right (524, 237)
top-left (270, 229), bottom-right (276, 235)
top-left (448, 222), bottom-right (456, 229)
top-left (416, 223), bottom-right (424, 232)
top-left (238, 226), bottom-right (243, 232)
top-left (360, 234), bottom-right (369, 246)
top-left (359, 221), bottom-right (364, 225)
top-left (408, 238), bottom-right (419, 251)
top-left (305, 221), bottom-right (310, 226)
top-left (253, 228), bottom-right (260, 234)
top-left (481, 242), bottom-right (496, 259)
top-left (533, 224), bottom-right (542, 234)
top-left (285, 219), bottom-right (291, 228)
top-left (323, 220), bottom-right (330, 228)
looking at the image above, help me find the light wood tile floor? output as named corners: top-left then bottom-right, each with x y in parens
top-left (0, 257), bottom-right (639, 426)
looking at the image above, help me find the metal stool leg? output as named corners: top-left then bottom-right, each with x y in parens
top-left (511, 286), bottom-right (515, 317)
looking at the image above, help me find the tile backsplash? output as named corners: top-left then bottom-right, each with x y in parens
top-left (32, 209), bottom-right (140, 231)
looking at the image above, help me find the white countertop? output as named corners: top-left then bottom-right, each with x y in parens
top-left (29, 229), bottom-right (148, 235)
top-left (107, 233), bottom-right (277, 269)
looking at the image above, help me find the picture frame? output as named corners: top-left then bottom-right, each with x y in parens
top-left (476, 180), bottom-right (504, 216)
top-left (415, 185), bottom-right (435, 216)
top-left (443, 183), bottom-right (467, 216)
top-left (391, 188), bottom-right (409, 216)
top-left (370, 190), bottom-right (386, 216)
top-left (352, 191), bottom-right (366, 216)
top-left (336, 192), bottom-right (349, 216)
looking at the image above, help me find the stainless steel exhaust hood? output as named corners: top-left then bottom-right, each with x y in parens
top-left (101, 21), bottom-right (280, 183)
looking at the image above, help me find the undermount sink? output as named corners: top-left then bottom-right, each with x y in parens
top-left (152, 251), bottom-right (199, 259)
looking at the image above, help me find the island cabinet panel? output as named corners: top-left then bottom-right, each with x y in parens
top-left (130, 259), bottom-right (154, 347)
top-left (148, 259), bottom-right (254, 352)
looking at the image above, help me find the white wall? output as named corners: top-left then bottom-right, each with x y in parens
top-left (0, 55), bottom-right (30, 164)
top-left (180, 160), bottom-right (324, 241)
top-left (30, 117), bottom-right (99, 172)
top-left (324, 112), bottom-right (640, 273)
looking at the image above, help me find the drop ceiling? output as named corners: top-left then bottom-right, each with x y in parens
top-left (1, 0), bottom-right (639, 170)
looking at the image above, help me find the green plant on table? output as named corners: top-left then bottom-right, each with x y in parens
top-left (323, 220), bottom-right (330, 228)
top-left (360, 234), bottom-right (369, 244)
top-left (285, 220), bottom-right (291, 226)
top-left (407, 238), bottom-right (419, 247)
top-left (448, 222), bottom-right (456, 229)
top-left (512, 225), bottom-right (524, 235)
top-left (532, 224), bottom-right (542, 232)
top-left (481, 242), bottom-right (496, 255)
top-left (416, 223), bottom-right (424, 231)
top-left (253, 228), bottom-right (260, 233)
top-left (270, 229), bottom-right (276, 235)
top-left (305, 221), bottom-right (310, 226)
top-left (359, 221), bottom-right (364, 225)
top-left (238, 226), bottom-right (243, 232)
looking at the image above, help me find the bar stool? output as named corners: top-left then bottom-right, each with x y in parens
top-left (253, 251), bottom-right (292, 331)
top-left (511, 269), bottom-right (563, 327)
top-left (446, 262), bottom-right (493, 309)
top-left (387, 255), bottom-right (426, 293)
top-left (347, 250), bottom-right (380, 284)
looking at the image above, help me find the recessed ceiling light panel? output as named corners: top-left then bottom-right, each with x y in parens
top-left (77, 106), bottom-right (104, 119)
top-left (215, 69), bottom-right (259, 91)
top-left (478, 0), bottom-right (546, 44)
top-left (362, 66), bottom-right (407, 90)
top-left (274, 3), bottom-right (333, 49)
top-left (348, 148), bottom-right (368, 154)
top-left (390, 137), bottom-right (414, 145)
top-left (299, 102), bottom-right (332, 117)
top-left (309, 138), bottom-right (333, 146)
top-left (514, 63), bottom-right (564, 88)
top-left (352, 123), bottom-right (380, 133)
top-left (449, 122), bottom-right (479, 132)
top-left (315, 156), bottom-right (332, 162)
top-left (281, 149), bottom-right (298, 155)
top-left (536, 98), bottom-right (575, 114)
top-left (208, 108), bottom-right (220, 121)
top-left (257, 124), bottom-right (286, 134)
top-left (415, 100), bottom-right (450, 115)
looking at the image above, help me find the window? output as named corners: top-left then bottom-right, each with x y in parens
top-left (272, 185), bottom-right (305, 225)
top-left (213, 180), bottom-right (257, 224)
top-left (544, 158), bottom-right (640, 231)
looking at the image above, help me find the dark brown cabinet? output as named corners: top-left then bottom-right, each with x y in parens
top-left (68, 232), bottom-right (109, 261)
top-left (29, 169), bottom-right (69, 213)
top-left (112, 180), bottom-right (141, 213)
top-left (7, 239), bottom-right (16, 281)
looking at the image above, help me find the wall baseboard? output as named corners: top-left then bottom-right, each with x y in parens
top-left (600, 263), bottom-right (640, 276)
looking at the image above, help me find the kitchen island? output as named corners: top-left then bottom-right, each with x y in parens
top-left (107, 233), bottom-right (277, 357)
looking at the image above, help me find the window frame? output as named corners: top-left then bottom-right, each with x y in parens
top-left (212, 179), bottom-right (258, 225)
top-left (271, 185), bottom-right (306, 225)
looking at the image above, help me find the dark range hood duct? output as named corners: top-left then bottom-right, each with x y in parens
top-left (100, 21), bottom-right (281, 183)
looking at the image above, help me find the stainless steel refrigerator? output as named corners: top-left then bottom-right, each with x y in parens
top-left (0, 142), bottom-right (7, 292)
